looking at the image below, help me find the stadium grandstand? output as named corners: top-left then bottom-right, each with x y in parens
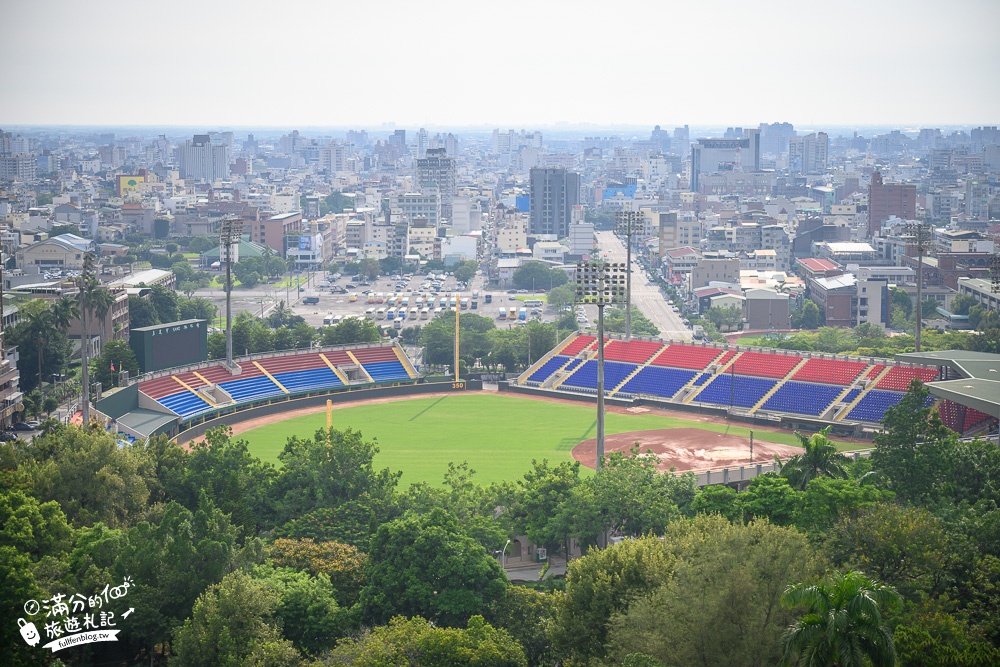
top-left (94, 343), bottom-right (419, 441)
top-left (515, 333), bottom-right (999, 438)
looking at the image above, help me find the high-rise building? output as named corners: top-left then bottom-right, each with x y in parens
top-left (789, 132), bottom-right (829, 174)
top-left (690, 129), bottom-right (760, 192)
top-left (529, 167), bottom-right (580, 237)
top-left (416, 148), bottom-right (456, 207)
top-left (178, 134), bottom-right (229, 182)
top-left (868, 172), bottom-right (916, 236)
top-left (759, 122), bottom-right (796, 154)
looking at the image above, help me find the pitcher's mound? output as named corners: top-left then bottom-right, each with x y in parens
top-left (572, 428), bottom-right (803, 473)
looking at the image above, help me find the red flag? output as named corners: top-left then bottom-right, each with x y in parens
top-left (110, 363), bottom-right (116, 372)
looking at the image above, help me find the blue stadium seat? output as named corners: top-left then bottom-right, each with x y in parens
top-left (618, 366), bottom-right (696, 399)
top-left (762, 381), bottom-right (842, 416)
top-left (528, 356), bottom-right (571, 384)
top-left (696, 375), bottom-right (777, 408)
top-left (158, 390), bottom-right (212, 418)
top-left (692, 373), bottom-right (709, 386)
top-left (363, 361), bottom-right (410, 382)
top-left (219, 375), bottom-right (284, 402)
top-left (561, 360), bottom-right (637, 391)
top-left (273, 368), bottom-right (343, 393)
top-left (846, 390), bottom-right (934, 423)
top-left (842, 388), bottom-right (862, 404)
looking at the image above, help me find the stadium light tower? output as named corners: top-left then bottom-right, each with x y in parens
top-left (904, 221), bottom-right (932, 353)
top-left (615, 208), bottom-right (642, 341)
top-left (220, 216), bottom-right (244, 368)
top-left (575, 260), bottom-right (627, 471)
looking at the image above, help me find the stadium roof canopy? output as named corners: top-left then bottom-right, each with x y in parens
top-left (895, 350), bottom-right (1000, 418)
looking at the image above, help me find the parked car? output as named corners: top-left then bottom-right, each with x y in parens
top-left (26, 420), bottom-right (40, 429)
top-left (0, 432), bottom-right (17, 441)
top-left (13, 422), bottom-right (34, 431)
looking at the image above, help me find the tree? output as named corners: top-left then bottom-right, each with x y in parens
top-left (606, 516), bottom-right (825, 667)
top-left (795, 300), bottom-right (823, 330)
top-left (255, 565), bottom-right (347, 658)
top-left (186, 236), bottom-right (216, 253)
top-left (327, 615), bottom-right (526, 667)
top-left (90, 339), bottom-right (140, 389)
top-left (512, 261), bottom-right (567, 291)
top-left (891, 287), bottom-right (913, 318)
top-left (485, 585), bottom-right (558, 667)
top-left (506, 459), bottom-right (582, 560)
top-left (128, 294), bottom-right (159, 328)
top-left (113, 496), bottom-right (251, 659)
top-left (779, 427), bottom-right (849, 490)
top-left (270, 427), bottom-right (400, 526)
top-left (739, 474), bottom-right (802, 526)
top-left (148, 284), bottom-right (179, 322)
top-left (550, 536), bottom-right (675, 663)
top-left (705, 305), bottom-right (743, 332)
top-left (871, 380), bottom-right (957, 503)
top-left (359, 507), bottom-right (508, 627)
top-left (828, 503), bottom-right (953, 599)
top-left (6, 300), bottom-right (71, 391)
top-left (319, 318), bottom-right (380, 346)
top-left (454, 259), bottom-right (479, 283)
top-left (782, 571), bottom-right (900, 667)
top-left (546, 283), bottom-right (575, 310)
top-left (171, 570), bottom-right (302, 666)
top-left (266, 538), bottom-right (367, 607)
top-left (167, 426), bottom-right (277, 535)
top-left (178, 296), bottom-right (217, 322)
top-left (22, 426), bottom-right (154, 528)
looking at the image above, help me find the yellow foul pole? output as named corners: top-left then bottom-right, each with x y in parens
top-left (326, 399), bottom-right (333, 429)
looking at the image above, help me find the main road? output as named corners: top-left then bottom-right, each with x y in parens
top-left (593, 231), bottom-right (692, 341)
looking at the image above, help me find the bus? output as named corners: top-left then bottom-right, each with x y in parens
top-left (376, 308), bottom-right (386, 320)
top-left (375, 292), bottom-right (385, 304)
top-left (420, 307), bottom-right (430, 319)
top-left (518, 308), bottom-right (527, 321)
top-left (498, 308), bottom-right (507, 321)
top-left (433, 307), bottom-right (443, 317)
top-left (460, 298), bottom-right (469, 309)
top-left (402, 296), bottom-right (409, 307)
top-left (449, 296), bottom-right (457, 308)
top-left (409, 307), bottom-right (419, 319)
top-left (323, 314), bottom-right (340, 326)
top-left (509, 307), bottom-right (517, 320)
top-left (524, 298), bottom-right (543, 308)
top-left (439, 297), bottom-right (448, 308)
top-left (484, 293), bottom-right (492, 304)
top-left (365, 308), bottom-right (375, 320)
top-left (366, 293), bottom-right (376, 304)
top-left (386, 308), bottom-right (396, 321)
top-left (471, 300), bottom-right (478, 310)
top-left (349, 293), bottom-right (358, 302)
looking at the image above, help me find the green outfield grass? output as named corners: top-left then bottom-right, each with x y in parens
top-left (237, 393), bottom-right (865, 487)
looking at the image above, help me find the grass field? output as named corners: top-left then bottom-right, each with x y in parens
top-left (237, 393), bottom-right (864, 487)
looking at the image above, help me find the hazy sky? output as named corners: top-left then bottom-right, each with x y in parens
top-left (2, 0), bottom-right (997, 129)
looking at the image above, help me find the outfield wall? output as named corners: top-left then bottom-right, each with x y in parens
top-left (175, 379), bottom-right (482, 446)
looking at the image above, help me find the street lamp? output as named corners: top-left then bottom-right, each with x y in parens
top-left (615, 209), bottom-right (642, 341)
top-left (219, 216), bottom-right (244, 369)
top-left (904, 221), bottom-right (932, 353)
top-left (501, 538), bottom-right (511, 569)
top-left (575, 260), bottom-right (627, 471)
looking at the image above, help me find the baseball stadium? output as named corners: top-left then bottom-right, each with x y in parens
top-left (93, 324), bottom-right (1000, 486)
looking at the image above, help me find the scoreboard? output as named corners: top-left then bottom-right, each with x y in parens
top-left (130, 319), bottom-right (208, 373)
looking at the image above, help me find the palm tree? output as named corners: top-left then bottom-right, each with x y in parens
top-left (782, 571), bottom-right (900, 667)
top-left (778, 426), bottom-right (849, 490)
top-left (74, 252), bottom-right (99, 425)
top-left (89, 287), bottom-right (118, 341)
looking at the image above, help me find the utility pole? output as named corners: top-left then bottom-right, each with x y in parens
top-left (576, 260), bottom-right (626, 471)
top-left (906, 221), bottom-right (932, 353)
top-left (615, 209), bottom-right (642, 341)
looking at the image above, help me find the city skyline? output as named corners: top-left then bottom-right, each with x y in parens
top-left (2, 0), bottom-right (998, 128)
